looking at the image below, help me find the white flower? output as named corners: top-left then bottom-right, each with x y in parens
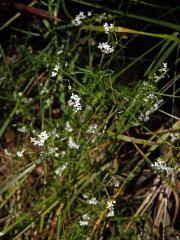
top-left (87, 197), bottom-right (98, 205)
top-left (159, 62), bottom-right (168, 74)
top-left (79, 213), bottom-right (90, 226)
top-left (41, 87), bottom-right (49, 95)
top-left (107, 200), bottom-right (116, 209)
top-left (83, 194), bottom-right (88, 199)
top-left (68, 137), bottom-right (79, 149)
top-left (65, 121), bottom-right (73, 132)
top-left (87, 11), bottom-right (92, 16)
top-left (49, 147), bottom-right (59, 157)
top-left (61, 151), bottom-right (66, 156)
top-left (98, 42), bottom-right (114, 54)
top-left (72, 11), bottom-right (86, 26)
top-left (17, 126), bottom-right (27, 133)
top-left (86, 124), bottom-right (98, 134)
top-left (16, 149), bottom-right (25, 158)
top-left (79, 11), bottom-right (86, 19)
top-left (153, 63), bottom-right (168, 82)
top-left (79, 220), bottom-right (89, 226)
top-left (106, 200), bottom-right (116, 217)
top-left (151, 159), bottom-right (178, 176)
top-left (169, 132), bottom-right (179, 143)
top-left (39, 131), bottom-right (49, 141)
top-left (31, 131), bottom-right (49, 147)
top-left (68, 93), bottom-right (82, 112)
top-left (51, 64), bottom-right (59, 77)
top-left (137, 84), bottom-right (163, 122)
top-left (103, 22), bottom-right (114, 34)
top-left (51, 71), bottom-right (58, 77)
top-left (138, 97), bottom-right (163, 122)
top-left (54, 152), bottom-right (60, 157)
top-left (72, 18), bottom-right (81, 26)
top-left (65, 61), bottom-right (68, 68)
top-left (55, 163), bottom-right (68, 176)
top-left (82, 213), bottom-right (90, 220)
top-left (54, 65), bottom-right (59, 72)
top-left (106, 209), bottom-right (115, 217)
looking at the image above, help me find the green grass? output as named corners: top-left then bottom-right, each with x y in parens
top-left (0, 1), bottom-right (180, 239)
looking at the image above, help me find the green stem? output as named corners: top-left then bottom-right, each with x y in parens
top-left (81, 25), bottom-right (180, 43)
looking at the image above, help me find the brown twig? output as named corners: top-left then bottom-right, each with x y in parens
top-left (13, 2), bottom-right (61, 22)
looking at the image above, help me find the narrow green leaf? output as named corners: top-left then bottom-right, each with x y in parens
top-left (0, 100), bottom-right (19, 139)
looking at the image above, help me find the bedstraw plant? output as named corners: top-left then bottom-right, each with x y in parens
top-left (0, 1), bottom-right (180, 239)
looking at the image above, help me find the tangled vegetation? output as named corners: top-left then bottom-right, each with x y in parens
top-left (0, 1), bottom-right (180, 239)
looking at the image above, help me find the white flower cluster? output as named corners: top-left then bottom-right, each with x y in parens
top-left (16, 149), bottom-right (25, 158)
top-left (151, 159), bottom-right (179, 176)
top-left (159, 62), bottom-right (168, 74)
top-left (71, 11), bottom-right (92, 26)
top-left (55, 163), bottom-right (68, 176)
top-left (86, 123), bottom-right (98, 134)
top-left (98, 42), bottom-right (114, 54)
top-left (103, 22), bottom-right (114, 34)
top-left (49, 147), bottom-right (59, 157)
top-left (138, 93), bottom-right (163, 122)
top-left (79, 213), bottom-right (90, 226)
top-left (106, 200), bottom-right (116, 217)
top-left (83, 193), bottom-right (88, 199)
top-left (68, 93), bottom-right (82, 112)
top-left (51, 64), bottom-right (59, 77)
top-left (169, 132), bottom-right (179, 143)
top-left (65, 121), bottom-right (73, 132)
top-left (17, 126), bottom-right (27, 133)
top-left (61, 150), bottom-right (66, 156)
top-left (153, 63), bottom-right (168, 82)
top-left (87, 197), bottom-right (98, 206)
top-left (68, 137), bottom-right (79, 149)
top-left (136, 82), bottom-right (163, 122)
top-left (31, 131), bottom-right (49, 147)
top-left (41, 86), bottom-right (49, 95)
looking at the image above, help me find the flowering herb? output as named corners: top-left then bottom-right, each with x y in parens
top-left (16, 149), bottom-right (25, 158)
top-left (55, 163), bottom-right (68, 176)
top-left (17, 126), bottom-right (27, 133)
top-left (86, 124), bottom-right (98, 134)
top-left (103, 22), bottom-right (114, 34)
top-left (68, 93), bottom-right (82, 112)
top-left (65, 121), bottom-right (73, 132)
top-left (51, 64), bottom-right (59, 77)
top-left (79, 213), bottom-right (90, 226)
top-left (71, 11), bottom-right (86, 26)
top-left (169, 132), bottom-right (179, 143)
top-left (98, 42), bottom-right (114, 54)
top-left (31, 131), bottom-right (49, 147)
top-left (106, 200), bottom-right (116, 217)
top-left (68, 137), bottom-right (79, 149)
top-left (87, 197), bottom-right (98, 205)
top-left (151, 159), bottom-right (179, 176)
